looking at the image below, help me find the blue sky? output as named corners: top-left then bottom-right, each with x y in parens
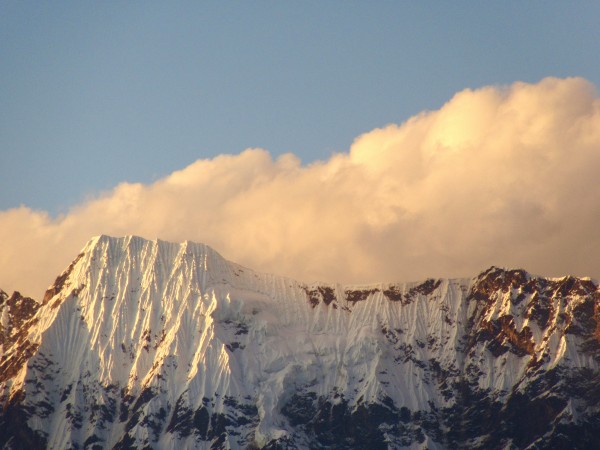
top-left (2, 2), bottom-right (600, 214)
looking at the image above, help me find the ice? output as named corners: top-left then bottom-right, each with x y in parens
top-left (1, 235), bottom-right (598, 449)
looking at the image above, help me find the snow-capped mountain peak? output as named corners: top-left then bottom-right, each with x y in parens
top-left (1, 236), bottom-right (599, 449)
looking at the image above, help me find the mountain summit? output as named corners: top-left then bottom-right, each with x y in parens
top-left (1, 235), bottom-right (599, 449)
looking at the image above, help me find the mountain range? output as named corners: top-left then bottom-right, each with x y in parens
top-left (1, 235), bottom-right (599, 449)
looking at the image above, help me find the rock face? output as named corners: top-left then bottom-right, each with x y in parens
top-left (1, 235), bottom-right (599, 449)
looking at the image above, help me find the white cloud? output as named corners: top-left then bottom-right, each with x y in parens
top-left (3, 77), bottom-right (600, 298)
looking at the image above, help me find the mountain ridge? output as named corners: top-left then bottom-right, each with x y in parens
top-left (1, 235), bottom-right (599, 449)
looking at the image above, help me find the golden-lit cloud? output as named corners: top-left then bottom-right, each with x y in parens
top-left (3, 77), bottom-right (600, 297)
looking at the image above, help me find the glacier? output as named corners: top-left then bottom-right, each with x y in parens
top-left (1, 235), bottom-right (599, 449)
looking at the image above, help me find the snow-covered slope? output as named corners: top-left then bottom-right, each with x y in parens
top-left (1, 235), bottom-right (599, 449)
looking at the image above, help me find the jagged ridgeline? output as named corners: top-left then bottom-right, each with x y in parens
top-left (1, 235), bottom-right (599, 449)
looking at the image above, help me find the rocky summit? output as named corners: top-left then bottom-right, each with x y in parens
top-left (1, 235), bottom-right (599, 449)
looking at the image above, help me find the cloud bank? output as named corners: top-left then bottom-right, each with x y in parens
top-left (3, 77), bottom-right (600, 297)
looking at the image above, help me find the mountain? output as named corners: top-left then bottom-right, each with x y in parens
top-left (1, 235), bottom-right (599, 449)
